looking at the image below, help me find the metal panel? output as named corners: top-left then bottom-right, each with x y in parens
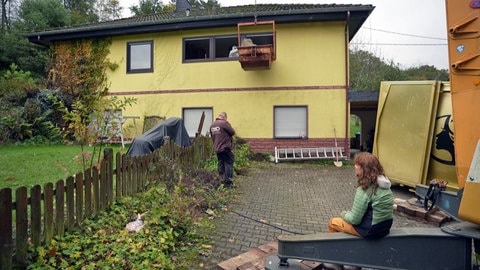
top-left (373, 81), bottom-right (440, 187)
top-left (274, 228), bottom-right (471, 270)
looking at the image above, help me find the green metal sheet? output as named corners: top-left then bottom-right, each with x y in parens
top-left (373, 81), bottom-right (440, 187)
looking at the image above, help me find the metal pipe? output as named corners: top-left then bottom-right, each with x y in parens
top-left (344, 11), bottom-right (351, 158)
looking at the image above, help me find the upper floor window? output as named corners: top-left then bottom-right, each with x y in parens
top-left (183, 33), bottom-right (273, 63)
top-left (274, 106), bottom-right (308, 139)
top-left (127, 41), bottom-right (153, 73)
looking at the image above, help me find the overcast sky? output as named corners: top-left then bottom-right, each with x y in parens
top-left (119, 0), bottom-right (449, 70)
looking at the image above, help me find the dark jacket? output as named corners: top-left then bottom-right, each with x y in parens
top-left (210, 118), bottom-right (235, 153)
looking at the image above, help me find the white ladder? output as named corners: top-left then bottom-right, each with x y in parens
top-left (274, 147), bottom-right (346, 163)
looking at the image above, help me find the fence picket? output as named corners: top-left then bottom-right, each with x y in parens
top-left (15, 187), bottom-right (28, 266)
top-left (66, 176), bottom-right (75, 228)
top-left (84, 168), bottom-right (92, 217)
top-left (115, 152), bottom-right (122, 198)
top-left (30, 185), bottom-right (42, 247)
top-left (106, 149), bottom-right (113, 205)
top-left (55, 180), bottom-right (65, 237)
top-left (75, 173), bottom-right (84, 224)
top-left (0, 188), bottom-right (13, 270)
top-left (93, 168), bottom-right (99, 213)
top-left (44, 183), bottom-right (54, 245)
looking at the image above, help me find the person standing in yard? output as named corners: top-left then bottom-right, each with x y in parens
top-left (210, 112), bottom-right (236, 188)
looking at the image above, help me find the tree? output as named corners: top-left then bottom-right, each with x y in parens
top-left (0, 29), bottom-right (49, 76)
top-left (0, 0), bottom-right (70, 76)
top-left (18, 0), bottom-right (70, 31)
top-left (129, 0), bottom-right (164, 16)
top-left (63, 0), bottom-right (98, 25)
top-left (190, 0), bottom-right (220, 10)
top-left (405, 65), bottom-right (449, 81)
top-left (348, 49), bottom-right (448, 91)
top-left (96, 0), bottom-right (122, 21)
top-left (1, 0), bottom-right (11, 32)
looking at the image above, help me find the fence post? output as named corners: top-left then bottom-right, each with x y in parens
top-left (0, 188), bottom-right (13, 270)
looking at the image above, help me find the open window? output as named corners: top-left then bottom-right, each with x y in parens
top-left (237, 20), bottom-right (276, 70)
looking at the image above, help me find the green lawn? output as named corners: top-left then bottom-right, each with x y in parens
top-left (0, 144), bottom-right (125, 191)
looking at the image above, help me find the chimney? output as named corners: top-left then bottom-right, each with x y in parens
top-left (175, 0), bottom-right (191, 15)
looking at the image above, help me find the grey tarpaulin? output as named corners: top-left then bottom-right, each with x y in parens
top-left (126, 117), bottom-right (192, 157)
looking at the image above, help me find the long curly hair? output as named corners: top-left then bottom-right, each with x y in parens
top-left (354, 152), bottom-right (384, 190)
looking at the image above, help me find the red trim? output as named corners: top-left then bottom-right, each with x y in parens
top-left (109, 85), bottom-right (346, 96)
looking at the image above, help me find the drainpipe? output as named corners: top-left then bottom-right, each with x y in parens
top-left (344, 11), bottom-right (350, 159)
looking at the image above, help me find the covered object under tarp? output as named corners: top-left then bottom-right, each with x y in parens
top-left (126, 117), bottom-right (192, 157)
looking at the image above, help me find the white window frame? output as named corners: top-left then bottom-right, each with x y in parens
top-left (183, 108), bottom-right (213, 137)
top-left (274, 106), bottom-right (308, 138)
top-left (127, 41), bottom-right (153, 73)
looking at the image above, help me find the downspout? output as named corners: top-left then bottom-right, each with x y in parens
top-left (344, 11), bottom-right (350, 159)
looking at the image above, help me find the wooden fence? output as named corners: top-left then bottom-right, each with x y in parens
top-left (0, 136), bottom-right (213, 269)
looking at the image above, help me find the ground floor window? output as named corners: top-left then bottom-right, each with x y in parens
top-left (183, 107), bottom-right (213, 137)
top-left (274, 106), bottom-right (308, 138)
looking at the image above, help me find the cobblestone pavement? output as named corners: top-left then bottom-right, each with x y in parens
top-left (201, 162), bottom-right (438, 269)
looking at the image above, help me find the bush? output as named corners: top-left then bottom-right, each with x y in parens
top-left (0, 65), bottom-right (65, 144)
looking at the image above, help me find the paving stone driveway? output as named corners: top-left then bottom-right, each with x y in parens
top-left (201, 162), bottom-right (436, 269)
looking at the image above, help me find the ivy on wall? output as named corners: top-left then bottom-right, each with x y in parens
top-left (48, 38), bottom-right (117, 103)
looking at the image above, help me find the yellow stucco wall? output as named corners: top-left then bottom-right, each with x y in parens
top-left (106, 21), bottom-right (348, 139)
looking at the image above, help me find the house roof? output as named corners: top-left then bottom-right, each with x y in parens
top-left (349, 90), bottom-right (378, 102)
top-left (25, 3), bottom-right (374, 46)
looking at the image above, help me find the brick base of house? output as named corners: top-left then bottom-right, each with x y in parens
top-left (243, 138), bottom-right (350, 155)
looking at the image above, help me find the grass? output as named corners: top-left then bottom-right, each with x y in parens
top-left (0, 144), bottom-right (125, 191)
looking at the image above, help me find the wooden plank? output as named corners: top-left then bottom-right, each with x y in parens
top-left (84, 168), bottom-right (92, 217)
top-left (93, 168), bottom-right (100, 214)
top-left (30, 185), bottom-right (42, 247)
top-left (44, 183), bottom-right (54, 245)
top-left (104, 148), bottom-right (113, 205)
top-left (15, 187), bottom-right (28, 266)
top-left (115, 152), bottom-right (122, 198)
top-left (100, 161), bottom-right (107, 210)
top-left (75, 173), bottom-right (84, 224)
top-left (122, 155), bottom-right (128, 196)
top-left (66, 176), bottom-right (75, 228)
top-left (132, 160), bottom-right (138, 194)
top-left (0, 188), bottom-right (13, 270)
top-left (55, 180), bottom-right (65, 237)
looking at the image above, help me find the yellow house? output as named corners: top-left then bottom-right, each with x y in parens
top-left (26, 2), bottom-right (373, 154)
